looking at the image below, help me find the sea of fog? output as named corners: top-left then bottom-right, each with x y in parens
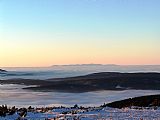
top-left (0, 65), bottom-right (160, 107)
top-left (0, 84), bottom-right (160, 107)
top-left (1, 64), bottom-right (160, 80)
top-left (0, 70), bottom-right (86, 80)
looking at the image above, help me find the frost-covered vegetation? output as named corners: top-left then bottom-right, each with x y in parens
top-left (0, 105), bottom-right (160, 120)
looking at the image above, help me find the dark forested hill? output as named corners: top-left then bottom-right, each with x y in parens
top-left (0, 72), bottom-right (160, 92)
top-left (104, 94), bottom-right (160, 108)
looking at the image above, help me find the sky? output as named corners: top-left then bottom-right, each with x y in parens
top-left (0, 0), bottom-right (160, 67)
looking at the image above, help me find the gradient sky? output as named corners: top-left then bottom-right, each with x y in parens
top-left (0, 0), bottom-right (160, 67)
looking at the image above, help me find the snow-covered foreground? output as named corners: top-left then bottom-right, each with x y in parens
top-left (1, 107), bottom-right (160, 120)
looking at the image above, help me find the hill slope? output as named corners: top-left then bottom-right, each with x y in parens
top-left (1, 72), bottom-right (160, 92)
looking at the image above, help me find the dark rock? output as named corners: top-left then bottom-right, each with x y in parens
top-left (18, 108), bottom-right (27, 117)
top-left (0, 69), bottom-right (7, 72)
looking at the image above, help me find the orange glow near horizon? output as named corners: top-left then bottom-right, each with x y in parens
top-left (0, 50), bottom-right (160, 67)
top-left (1, 1), bottom-right (160, 67)
top-left (0, 38), bottom-right (160, 67)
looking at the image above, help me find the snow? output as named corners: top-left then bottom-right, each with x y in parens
top-left (0, 107), bottom-right (160, 120)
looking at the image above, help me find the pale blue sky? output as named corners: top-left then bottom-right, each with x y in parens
top-left (0, 0), bottom-right (160, 66)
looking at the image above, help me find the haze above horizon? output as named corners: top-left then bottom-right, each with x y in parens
top-left (0, 0), bottom-right (160, 67)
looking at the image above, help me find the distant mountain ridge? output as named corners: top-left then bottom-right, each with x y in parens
top-left (50, 64), bottom-right (160, 73)
top-left (51, 64), bottom-right (160, 67)
top-left (51, 64), bottom-right (118, 67)
top-left (2, 64), bottom-right (160, 73)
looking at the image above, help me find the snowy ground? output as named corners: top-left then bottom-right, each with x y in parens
top-left (0, 106), bottom-right (160, 120)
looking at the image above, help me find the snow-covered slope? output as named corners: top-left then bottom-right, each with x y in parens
top-left (0, 106), bottom-right (160, 120)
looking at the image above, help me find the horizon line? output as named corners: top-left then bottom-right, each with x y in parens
top-left (1, 64), bottom-right (160, 68)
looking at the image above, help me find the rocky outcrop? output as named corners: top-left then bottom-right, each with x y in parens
top-left (0, 69), bottom-right (7, 72)
top-left (0, 69), bottom-right (7, 73)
